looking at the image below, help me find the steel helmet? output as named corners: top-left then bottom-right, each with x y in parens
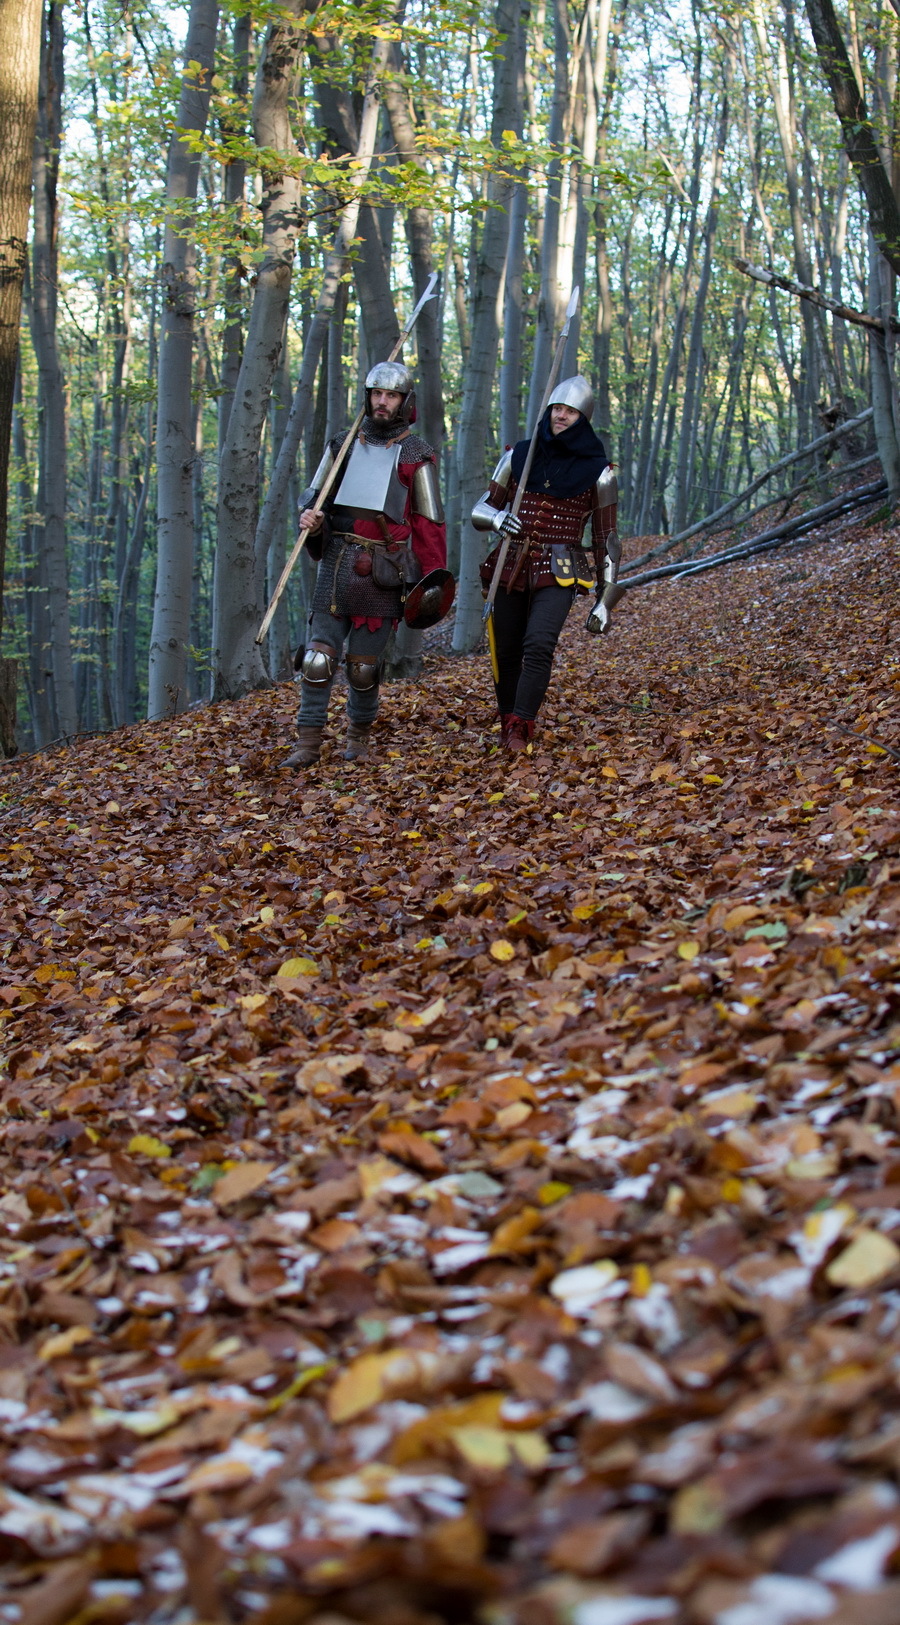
top-left (548, 373), bottom-right (594, 421)
top-left (365, 361), bottom-right (416, 423)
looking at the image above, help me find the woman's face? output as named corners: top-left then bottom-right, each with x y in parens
top-left (550, 403), bottom-right (581, 435)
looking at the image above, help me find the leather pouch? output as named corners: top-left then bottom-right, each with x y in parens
top-left (372, 542), bottom-right (422, 591)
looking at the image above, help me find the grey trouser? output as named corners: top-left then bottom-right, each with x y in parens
top-left (296, 608), bottom-right (395, 729)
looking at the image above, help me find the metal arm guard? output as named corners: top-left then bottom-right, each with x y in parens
top-left (411, 460), bottom-right (444, 522)
top-left (471, 450), bottom-right (514, 530)
top-left (299, 446), bottom-right (335, 511)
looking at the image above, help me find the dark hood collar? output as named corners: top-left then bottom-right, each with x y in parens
top-left (511, 408), bottom-right (608, 498)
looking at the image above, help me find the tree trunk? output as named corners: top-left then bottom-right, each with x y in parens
top-left (29, 0), bottom-right (76, 739)
top-left (804, 0), bottom-right (900, 278)
top-left (217, 7), bottom-right (250, 462)
top-left (212, 0), bottom-right (306, 700)
top-left (253, 38), bottom-right (390, 567)
top-left (147, 0), bottom-right (218, 721)
top-left (452, 0), bottom-right (525, 654)
top-left (0, 0), bottom-right (42, 757)
top-left (383, 42), bottom-right (444, 457)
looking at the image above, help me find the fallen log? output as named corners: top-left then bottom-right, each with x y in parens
top-left (619, 478), bottom-right (887, 593)
top-left (624, 406), bottom-right (874, 574)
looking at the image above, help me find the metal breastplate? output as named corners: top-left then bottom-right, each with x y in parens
top-left (516, 487), bottom-right (592, 549)
top-left (332, 439), bottom-right (407, 527)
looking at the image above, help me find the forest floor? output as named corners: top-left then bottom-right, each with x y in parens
top-left (3, 508), bottom-right (900, 1625)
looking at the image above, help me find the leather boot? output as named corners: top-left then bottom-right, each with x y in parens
top-left (283, 725), bottom-right (323, 767)
top-left (498, 713), bottom-right (513, 746)
top-left (505, 715), bottom-right (535, 754)
top-left (345, 721), bottom-right (372, 762)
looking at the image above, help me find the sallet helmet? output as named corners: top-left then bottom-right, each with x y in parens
top-left (365, 361), bottom-right (416, 424)
top-left (548, 373), bottom-right (594, 421)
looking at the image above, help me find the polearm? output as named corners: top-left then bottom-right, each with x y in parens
top-left (482, 284), bottom-right (580, 621)
top-left (256, 270), bottom-right (440, 645)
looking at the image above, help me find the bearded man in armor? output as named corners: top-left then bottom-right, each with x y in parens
top-left (284, 362), bottom-right (446, 767)
top-left (472, 375), bottom-right (620, 753)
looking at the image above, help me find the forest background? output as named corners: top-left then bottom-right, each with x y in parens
top-left (3, 0), bottom-right (899, 754)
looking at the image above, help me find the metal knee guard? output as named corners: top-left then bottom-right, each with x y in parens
top-left (300, 642), bottom-right (338, 685)
top-left (346, 655), bottom-right (380, 692)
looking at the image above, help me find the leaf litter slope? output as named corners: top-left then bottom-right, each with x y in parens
top-left (2, 524), bottom-right (900, 1624)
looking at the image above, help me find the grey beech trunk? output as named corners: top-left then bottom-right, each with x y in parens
top-left (452, 0), bottom-right (526, 654)
top-left (253, 38), bottom-right (390, 567)
top-left (384, 42), bottom-right (443, 456)
top-left (0, 0), bottom-right (42, 752)
top-left (211, 0), bottom-right (306, 699)
top-left (146, 0), bottom-right (218, 721)
top-left (29, 0), bottom-right (76, 740)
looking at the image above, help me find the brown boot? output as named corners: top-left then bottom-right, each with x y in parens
top-left (345, 721), bottom-right (372, 762)
top-left (283, 725), bottom-right (323, 767)
top-left (505, 715), bottom-right (535, 754)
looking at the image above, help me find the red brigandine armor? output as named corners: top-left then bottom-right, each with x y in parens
top-left (479, 481), bottom-right (605, 593)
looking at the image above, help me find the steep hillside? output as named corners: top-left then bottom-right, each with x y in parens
top-left (2, 519), bottom-right (900, 1624)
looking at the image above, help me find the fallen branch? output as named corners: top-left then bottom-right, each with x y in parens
top-left (624, 407), bottom-right (874, 574)
top-left (831, 722), bottom-right (900, 765)
top-left (619, 479), bottom-right (886, 592)
top-left (734, 257), bottom-right (900, 334)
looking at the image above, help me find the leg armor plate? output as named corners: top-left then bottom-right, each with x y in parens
top-left (301, 642), bottom-right (338, 685)
top-left (346, 655), bottom-right (380, 691)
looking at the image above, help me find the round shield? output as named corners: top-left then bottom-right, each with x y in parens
top-left (403, 569), bottom-right (456, 630)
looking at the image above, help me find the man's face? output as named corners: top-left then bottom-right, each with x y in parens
top-left (370, 388), bottom-right (404, 422)
top-left (550, 403), bottom-right (581, 435)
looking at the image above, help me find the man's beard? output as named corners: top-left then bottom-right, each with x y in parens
top-left (363, 409), bottom-right (403, 442)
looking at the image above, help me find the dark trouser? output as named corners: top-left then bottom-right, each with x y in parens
top-left (296, 609), bottom-right (395, 730)
top-left (490, 583), bottom-right (576, 720)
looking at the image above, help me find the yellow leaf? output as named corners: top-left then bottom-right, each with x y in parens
top-left (212, 1161), bottom-right (274, 1206)
top-left (495, 1101), bottom-right (532, 1131)
top-left (601, 765), bottom-right (618, 779)
top-left (127, 1134), bottom-right (171, 1159)
top-left (403, 830), bottom-right (423, 840)
top-left (826, 1228), bottom-right (900, 1289)
top-left (650, 762), bottom-right (678, 781)
top-left (208, 927), bottom-right (230, 950)
top-left (395, 995), bottom-right (446, 1030)
top-left (720, 1178), bottom-right (743, 1203)
top-left (259, 906), bottom-right (275, 924)
top-left (724, 905), bottom-right (760, 931)
top-left (237, 993), bottom-right (268, 1011)
top-left (488, 792), bottom-right (504, 803)
top-left (631, 1263), bottom-right (653, 1297)
top-left (225, 765), bottom-right (241, 776)
top-left (276, 956), bottom-right (319, 978)
top-left (786, 1152), bottom-right (839, 1180)
top-left (699, 1089), bottom-right (757, 1119)
top-left (489, 939), bottom-right (516, 963)
top-left (266, 1361), bottom-right (333, 1413)
top-left (328, 1347), bottom-right (444, 1424)
top-left (702, 773), bottom-right (723, 785)
top-left (359, 1155), bottom-right (409, 1198)
top-left (451, 1425), bottom-right (511, 1470)
top-left (537, 1181), bottom-right (571, 1206)
top-left (473, 881), bottom-right (494, 895)
top-left (39, 1325), bottom-right (93, 1361)
top-left (572, 903), bottom-right (599, 920)
top-left (262, 842), bottom-right (273, 852)
top-left (678, 940), bottom-right (700, 961)
top-left (35, 964), bottom-right (76, 984)
top-left (510, 1431), bottom-right (550, 1469)
top-left (167, 914), bottom-right (195, 940)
